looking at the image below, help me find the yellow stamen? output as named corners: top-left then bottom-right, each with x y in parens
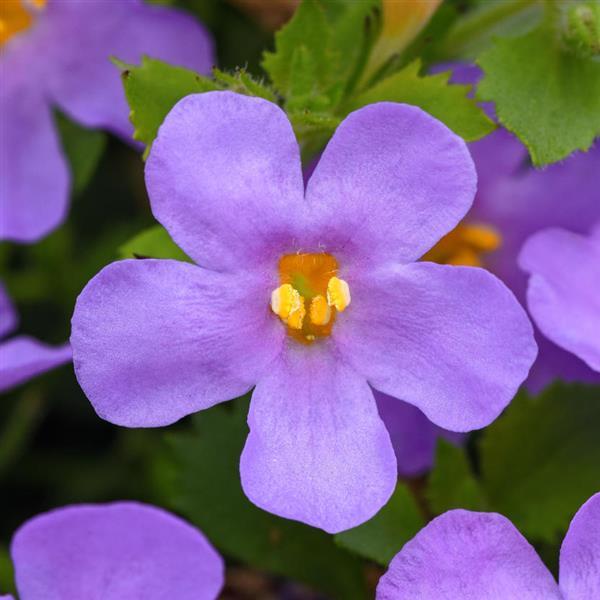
top-left (270, 283), bottom-right (301, 320)
top-left (309, 295), bottom-right (331, 326)
top-left (270, 253), bottom-right (351, 344)
top-left (423, 223), bottom-right (501, 267)
top-left (327, 277), bottom-right (351, 312)
top-left (285, 296), bottom-right (306, 330)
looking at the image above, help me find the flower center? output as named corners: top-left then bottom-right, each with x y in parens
top-left (423, 223), bottom-right (501, 267)
top-left (0, 0), bottom-right (45, 47)
top-left (270, 253), bottom-right (351, 344)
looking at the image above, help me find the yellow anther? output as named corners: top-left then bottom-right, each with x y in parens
top-left (285, 296), bottom-right (306, 330)
top-left (309, 295), bottom-right (331, 326)
top-left (327, 277), bottom-right (351, 312)
top-left (270, 283), bottom-right (301, 320)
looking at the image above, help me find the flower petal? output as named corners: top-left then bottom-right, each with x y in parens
top-left (375, 390), bottom-right (465, 477)
top-left (71, 259), bottom-right (282, 427)
top-left (375, 390), bottom-right (438, 477)
top-left (45, 0), bottom-right (214, 139)
top-left (335, 262), bottom-right (536, 431)
top-left (240, 344), bottom-right (396, 533)
top-left (11, 502), bottom-right (224, 600)
top-left (376, 510), bottom-right (561, 599)
top-left (0, 337), bottom-right (71, 393)
top-left (146, 92), bottom-right (304, 271)
top-left (0, 86), bottom-right (69, 243)
top-left (0, 282), bottom-right (18, 338)
top-left (305, 102), bottom-right (476, 265)
top-left (559, 493), bottom-right (600, 600)
top-left (519, 228), bottom-right (600, 372)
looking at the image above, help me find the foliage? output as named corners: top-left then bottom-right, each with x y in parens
top-left (335, 482), bottom-right (424, 566)
top-left (478, 19), bottom-right (600, 165)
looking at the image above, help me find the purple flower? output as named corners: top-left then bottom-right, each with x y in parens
top-left (519, 225), bottom-right (600, 373)
top-left (375, 390), bottom-right (464, 478)
top-left (6, 501), bottom-right (224, 600)
top-left (431, 63), bottom-right (600, 392)
top-left (0, 0), bottom-right (213, 243)
top-left (0, 282), bottom-right (71, 392)
top-left (71, 92), bottom-right (536, 532)
top-left (377, 492), bottom-right (600, 599)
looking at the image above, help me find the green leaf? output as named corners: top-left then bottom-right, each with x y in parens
top-left (0, 545), bottom-right (15, 597)
top-left (117, 56), bottom-right (219, 153)
top-left (212, 67), bottom-right (277, 102)
top-left (480, 383), bottom-right (600, 542)
top-left (263, 1), bottom-right (333, 103)
top-left (118, 225), bottom-right (191, 262)
top-left (427, 440), bottom-right (488, 515)
top-left (335, 482), bottom-right (424, 566)
top-left (160, 399), bottom-right (367, 599)
top-left (346, 60), bottom-right (495, 141)
top-left (478, 23), bottom-right (600, 165)
top-left (55, 112), bottom-right (106, 194)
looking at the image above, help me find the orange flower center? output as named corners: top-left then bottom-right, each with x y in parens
top-left (0, 0), bottom-right (46, 47)
top-left (270, 253), bottom-right (351, 345)
top-left (423, 223), bottom-right (501, 267)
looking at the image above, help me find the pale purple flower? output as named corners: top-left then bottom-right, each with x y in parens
top-left (0, 282), bottom-right (71, 392)
top-left (439, 63), bottom-right (600, 392)
top-left (0, 0), bottom-right (213, 243)
top-left (71, 92), bottom-right (536, 532)
top-left (377, 492), bottom-right (600, 599)
top-left (6, 501), bottom-right (224, 600)
top-left (519, 225), bottom-right (600, 373)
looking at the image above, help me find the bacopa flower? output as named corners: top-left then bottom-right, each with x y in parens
top-left (519, 225), bottom-right (600, 373)
top-left (71, 92), bottom-right (536, 532)
top-left (0, 0), bottom-right (213, 243)
top-left (377, 492), bottom-right (600, 599)
top-left (4, 502), bottom-right (223, 600)
top-left (432, 63), bottom-right (600, 392)
top-left (0, 282), bottom-right (70, 392)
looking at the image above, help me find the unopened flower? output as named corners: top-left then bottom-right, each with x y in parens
top-left (0, 0), bottom-right (213, 243)
top-left (377, 492), bottom-right (600, 599)
top-left (0, 282), bottom-right (70, 392)
top-left (71, 92), bottom-right (536, 532)
top-left (519, 225), bottom-right (600, 373)
top-left (7, 502), bottom-right (223, 600)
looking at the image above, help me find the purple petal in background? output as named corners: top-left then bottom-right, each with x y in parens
top-left (375, 390), bottom-right (464, 477)
top-left (335, 262), bottom-right (536, 432)
top-left (146, 92), bottom-right (304, 272)
top-left (519, 228), bottom-right (600, 372)
top-left (305, 102), bottom-right (476, 267)
top-left (45, 0), bottom-right (214, 139)
top-left (11, 502), bottom-right (224, 600)
top-left (71, 259), bottom-right (283, 427)
top-left (240, 344), bottom-right (396, 533)
top-left (559, 492), bottom-right (600, 599)
top-left (0, 336), bottom-right (71, 393)
top-left (376, 510), bottom-right (561, 599)
top-left (0, 86), bottom-right (69, 243)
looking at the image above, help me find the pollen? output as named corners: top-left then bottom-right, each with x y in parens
top-left (327, 277), bottom-right (351, 312)
top-left (309, 295), bottom-right (331, 326)
top-left (270, 253), bottom-right (351, 344)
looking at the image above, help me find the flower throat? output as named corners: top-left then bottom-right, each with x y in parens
top-left (0, 0), bottom-right (46, 47)
top-left (270, 253), bottom-right (351, 345)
